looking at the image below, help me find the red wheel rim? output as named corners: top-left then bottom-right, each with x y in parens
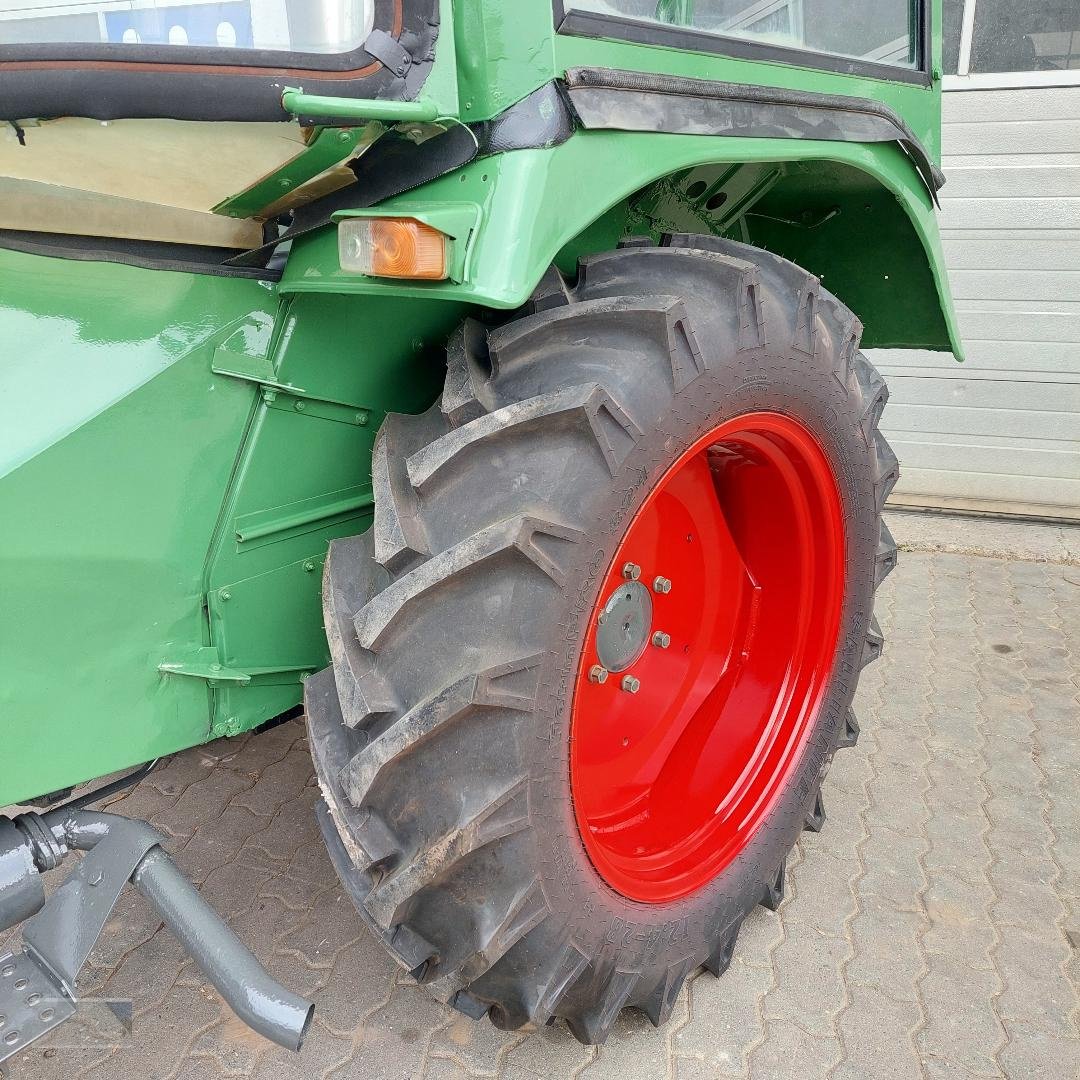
top-left (570, 411), bottom-right (846, 903)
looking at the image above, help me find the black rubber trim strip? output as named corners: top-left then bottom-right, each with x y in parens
top-left (472, 81), bottom-right (577, 155)
top-left (0, 0), bottom-right (438, 121)
top-left (0, 230), bottom-right (283, 280)
top-left (553, 2), bottom-right (931, 88)
top-left (0, 0), bottom-right (405, 70)
top-left (563, 67), bottom-right (945, 203)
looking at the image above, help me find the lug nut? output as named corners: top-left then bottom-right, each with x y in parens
top-left (653, 576), bottom-right (672, 594)
top-left (621, 674), bottom-right (641, 694)
top-left (588, 665), bottom-right (609, 685)
top-left (622, 562), bottom-right (641, 581)
top-left (652, 631), bottom-right (671, 649)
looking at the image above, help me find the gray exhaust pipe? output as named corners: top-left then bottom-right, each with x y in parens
top-left (0, 808), bottom-right (314, 1062)
top-left (133, 848), bottom-right (313, 1050)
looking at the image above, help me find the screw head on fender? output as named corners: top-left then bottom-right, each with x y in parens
top-left (653, 576), bottom-right (672, 594)
top-left (620, 674), bottom-right (641, 694)
top-left (588, 665), bottom-right (610, 685)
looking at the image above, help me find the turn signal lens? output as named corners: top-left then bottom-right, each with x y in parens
top-left (339, 218), bottom-right (448, 280)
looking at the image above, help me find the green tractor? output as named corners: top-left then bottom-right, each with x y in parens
top-left (0, 0), bottom-right (960, 1057)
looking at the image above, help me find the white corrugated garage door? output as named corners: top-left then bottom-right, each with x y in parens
top-left (872, 4), bottom-right (1080, 521)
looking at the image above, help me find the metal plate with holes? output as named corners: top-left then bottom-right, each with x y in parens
top-left (0, 949), bottom-right (75, 1063)
top-left (596, 580), bottom-right (653, 673)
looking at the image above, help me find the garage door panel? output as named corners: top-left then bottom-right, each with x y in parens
top-left (878, 86), bottom-right (1080, 519)
top-left (891, 428), bottom-right (1078, 456)
top-left (891, 468), bottom-right (1079, 518)
top-left (947, 120), bottom-right (1080, 156)
top-left (876, 341), bottom-right (1080, 379)
top-left (890, 437), bottom-right (1079, 481)
top-left (942, 165), bottom-right (1080, 199)
top-left (954, 309), bottom-right (1080, 344)
top-left (945, 88), bottom-right (1080, 124)
top-left (883, 375), bottom-right (1080, 414)
top-left (885, 401), bottom-right (1079, 441)
top-left (949, 269), bottom-right (1080, 302)
top-left (942, 235), bottom-right (1080, 270)
top-left (939, 197), bottom-right (1080, 230)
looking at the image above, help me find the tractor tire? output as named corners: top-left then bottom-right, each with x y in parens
top-left (305, 235), bottom-right (897, 1044)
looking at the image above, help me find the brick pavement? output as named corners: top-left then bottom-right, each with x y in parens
top-left (2, 513), bottom-right (1078, 1079)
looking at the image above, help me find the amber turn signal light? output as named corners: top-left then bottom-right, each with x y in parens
top-left (338, 217), bottom-right (448, 280)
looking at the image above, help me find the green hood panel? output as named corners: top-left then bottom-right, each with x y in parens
top-left (0, 249), bottom-right (277, 805)
top-left (0, 249), bottom-right (277, 479)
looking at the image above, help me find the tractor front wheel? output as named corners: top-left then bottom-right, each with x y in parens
top-left (305, 236), bottom-right (897, 1043)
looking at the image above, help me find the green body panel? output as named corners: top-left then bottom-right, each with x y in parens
top-left (0, 246), bottom-right (464, 805)
top-left (0, 251), bottom-right (273, 804)
top-left (0, 0), bottom-right (956, 804)
top-left (199, 292), bottom-right (465, 744)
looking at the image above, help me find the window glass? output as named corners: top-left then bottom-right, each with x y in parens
top-left (0, 1), bottom-right (375, 54)
top-left (970, 0), bottom-right (1080, 73)
top-left (942, 0), bottom-right (963, 74)
top-left (566, 0), bottom-right (919, 69)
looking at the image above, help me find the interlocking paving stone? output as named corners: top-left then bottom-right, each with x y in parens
top-left (2, 513), bottom-right (1079, 1080)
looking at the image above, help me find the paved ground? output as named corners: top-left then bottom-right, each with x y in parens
top-left (2, 512), bottom-right (1078, 1080)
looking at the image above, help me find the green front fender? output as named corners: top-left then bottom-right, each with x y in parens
top-left (282, 131), bottom-right (962, 358)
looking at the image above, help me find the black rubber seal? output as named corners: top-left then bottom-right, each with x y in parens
top-left (0, 0), bottom-right (438, 121)
top-left (563, 67), bottom-right (944, 202)
top-left (472, 81), bottom-right (577, 155)
top-left (0, 229), bottom-right (283, 280)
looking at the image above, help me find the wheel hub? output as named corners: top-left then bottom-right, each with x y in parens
top-left (570, 411), bottom-right (846, 904)
top-left (595, 580), bottom-right (654, 673)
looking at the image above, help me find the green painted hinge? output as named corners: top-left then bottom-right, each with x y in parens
top-left (159, 646), bottom-right (252, 686)
top-left (158, 646), bottom-right (314, 688)
top-left (212, 317), bottom-right (378, 427)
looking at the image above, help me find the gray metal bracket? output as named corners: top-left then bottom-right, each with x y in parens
top-left (0, 817), bottom-right (163, 1063)
top-left (21, 819), bottom-right (164, 997)
top-left (0, 809), bottom-right (312, 1065)
top-left (0, 949), bottom-right (76, 1059)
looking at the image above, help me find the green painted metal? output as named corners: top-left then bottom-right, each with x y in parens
top-left (0, 0), bottom-right (957, 804)
top-left (212, 125), bottom-right (381, 221)
top-left (271, 0), bottom-right (958, 353)
top-left (199, 291), bottom-right (465, 742)
top-left (0, 244), bottom-right (465, 805)
top-left (0, 250), bottom-right (272, 805)
top-left (282, 133), bottom-right (961, 355)
top-left (280, 88), bottom-right (440, 123)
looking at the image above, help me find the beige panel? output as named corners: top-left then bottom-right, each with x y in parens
top-left (0, 117), bottom-right (306, 213)
top-left (0, 177), bottom-right (264, 248)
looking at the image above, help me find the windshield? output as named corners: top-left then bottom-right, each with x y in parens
top-left (0, 0), bottom-right (374, 53)
top-left (565, 0), bottom-right (920, 69)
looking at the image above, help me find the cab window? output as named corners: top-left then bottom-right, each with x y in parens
top-left (563, 0), bottom-right (920, 70)
top-left (0, 1), bottom-right (374, 54)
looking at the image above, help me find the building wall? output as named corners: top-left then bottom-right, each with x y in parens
top-left (873, 83), bottom-right (1080, 520)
